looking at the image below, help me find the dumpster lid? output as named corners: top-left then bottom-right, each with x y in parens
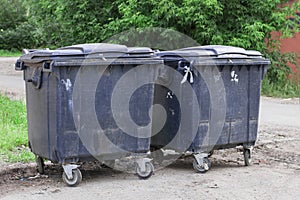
top-left (128, 47), bottom-right (153, 54)
top-left (197, 45), bottom-right (262, 57)
top-left (18, 43), bottom-right (155, 63)
top-left (20, 43), bottom-right (129, 58)
top-left (126, 47), bottom-right (154, 57)
top-left (157, 45), bottom-right (263, 58)
top-left (58, 43), bottom-right (129, 55)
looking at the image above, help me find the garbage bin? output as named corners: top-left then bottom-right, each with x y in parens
top-left (15, 43), bottom-right (163, 186)
top-left (151, 45), bottom-right (270, 172)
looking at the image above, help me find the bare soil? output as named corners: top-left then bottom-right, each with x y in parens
top-left (0, 124), bottom-right (299, 199)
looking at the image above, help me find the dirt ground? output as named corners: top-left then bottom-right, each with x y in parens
top-left (0, 57), bottom-right (299, 200)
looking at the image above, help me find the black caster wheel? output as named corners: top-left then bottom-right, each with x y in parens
top-left (192, 157), bottom-right (211, 173)
top-left (243, 149), bottom-right (252, 166)
top-left (62, 168), bottom-right (82, 187)
top-left (35, 155), bottom-right (45, 174)
top-left (136, 162), bottom-right (154, 179)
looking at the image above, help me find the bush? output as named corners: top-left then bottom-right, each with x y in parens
top-left (261, 50), bottom-right (299, 97)
top-left (0, 22), bottom-right (38, 51)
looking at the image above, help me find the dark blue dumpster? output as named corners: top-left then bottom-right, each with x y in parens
top-left (15, 43), bottom-right (163, 186)
top-left (151, 45), bottom-right (270, 172)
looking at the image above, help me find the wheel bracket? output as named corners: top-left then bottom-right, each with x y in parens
top-left (136, 158), bottom-right (152, 173)
top-left (194, 153), bottom-right (209, 166)
top-left (62, 164), bottom-right (80, 180)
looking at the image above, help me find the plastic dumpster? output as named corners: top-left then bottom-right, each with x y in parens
top-left (151, 45), bottom-right (270, 172)
top-left (15, 43), bottom-right (163, 186)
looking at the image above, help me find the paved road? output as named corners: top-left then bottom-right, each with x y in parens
top-left (260, 97), bottom-right (300, 128)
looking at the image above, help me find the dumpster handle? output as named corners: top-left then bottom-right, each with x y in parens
top-left (15, 61), bottom-right (26, 71)
top-left (26, 67), bottom-right (43, 89)
top-left (178, 60), bottom-right (194, 84)
top-left (42, 61), bottom-right (54, 73)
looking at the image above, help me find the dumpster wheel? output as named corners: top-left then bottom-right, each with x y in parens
top-left (136, 161), bottom-right (154, 179)
top-left (35, 155), bottom-right (45, 174)
top-left (62, 168), bottom-right (82, 187)
top-left (243, 149), bottom-right (252, 166)
top-left (192, 157), bottom-right (211, 173)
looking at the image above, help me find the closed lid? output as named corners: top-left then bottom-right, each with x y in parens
top-left (58, 43), bottom-right (128, 54)
top-left (128, 47), bottom-right (153, 54)
top-left (157, 45), bottom-right (263, 58)
top-left (18, 43), bottom-right (155, 63)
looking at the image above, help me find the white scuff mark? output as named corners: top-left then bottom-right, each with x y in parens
top-left (214, 74), bottom-right (221, 81)
top-left (231, 71), bottom-right (239, 83)
top-left (166, 91), bottom-right (173, 99)
top-left (68, 99), bottom-right (73, 111)
top-left (181, 66), bottom-right (194, 84)
top-left (169, 109), bottom-right (175, 116)
top-left (61, 79), bottom-right (72, 91)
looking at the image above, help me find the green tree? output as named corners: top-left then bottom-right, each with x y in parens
top-left (1, 0), bottom-right (299, 96)
top-left (0, 0), bottom-right (36, 50)
top-left (0, 0), bottom-right (27, 30)
top-left (27, 0), bottom-right (121, 47)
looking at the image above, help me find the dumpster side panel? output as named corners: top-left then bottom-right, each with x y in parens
top-left (25, 66), bottom-right (50, 159)
top-left (48, 70), bottom-right (58, 162)
top-left (248, 65), bottom-right (263, 143)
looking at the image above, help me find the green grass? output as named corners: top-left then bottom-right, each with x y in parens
top-left (0, 94), bottom-right (34, 163)
top-left (261, 78), bottom-right (300, 98)
top-left (0, 49), bottom-right (22, 57)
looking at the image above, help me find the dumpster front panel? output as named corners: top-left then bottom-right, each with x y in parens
top-left (95, 64), bottom-right (155, 153)
top-left (19, 43), bottom-right (162, 164)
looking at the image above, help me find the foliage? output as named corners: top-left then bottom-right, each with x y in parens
top-left (21, 0), bottom-right (299, 50)
top-left (26, 0), bottom-right (121, 47)
top-left (0, 0), bottom-right (27, 30)
top-left (0, 0), bottom-right (38, 51)
top-left (262, 51), bottom-right (299, 97)
top-left (0, 22), bottom-right (38, 50)
top-left (262, 77), bottom-right (299, 97)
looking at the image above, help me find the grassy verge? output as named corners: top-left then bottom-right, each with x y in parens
top-left (0, 49), bottom-right (21, 57)
top-left (0, 94), bottom-right (34, 163)
top-left (262, 77), bottom-right (299, 98)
